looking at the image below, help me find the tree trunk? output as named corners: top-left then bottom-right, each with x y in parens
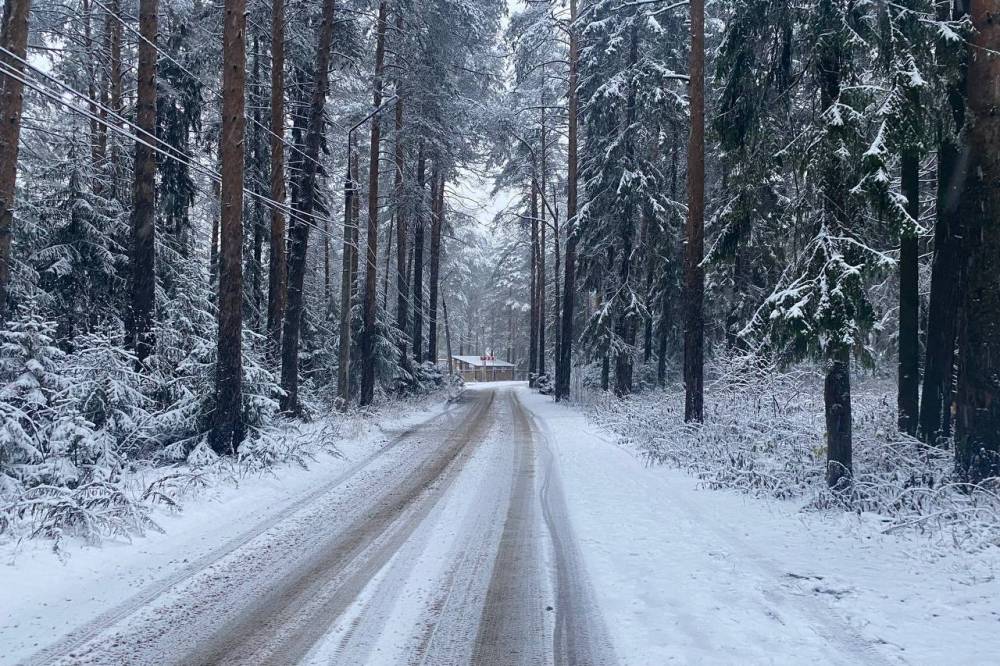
top-left (427, 169), bottom-right (443, 363)
top-left (443, 295), bottom-right (453, 376)
top-left (553, 186), bottom-right (561, 384)
top-left (529, 183), bottom-right (539, 385)
top-left (127, 0), bottom-right (158, 363)
top-left (280, 0), bottom-right (338, 412)
top-left (412, 145), bottom-right (426, 363)
top-left (919, 0), bottom-right (970, 446)
top-left (614, 23), bottom-right (639, 398)
top-left (265, 0), bottom-right (287, 358)
top-left (393, 66), bottom-right (408, 354)
top-left (657, 289), bottom-right (668, 387)
top-left (251, 35), bottom-right (266, 327)
top-left (825, 349), bottom-right (853, 489)
top-left (0, 0), bottom-right (31, 317)
top-left (955, 0), bottom-right (1000, 483)
top-left (210, 0), bottom-right (247, 454)
top-left (359, 0), bottom-right (388, 406)
top-left (555, 0), bottom-right (579, 401)
top-left (337, 145), bottom-right (355, 407)
top-left (683, 0), bottom-right (705, 422)
top-left (107, 0), bottom-right (122, 193)
top-left (897, 150), bottom-right (920, 436)
top-left (538, 182), bottom-right (546, 377)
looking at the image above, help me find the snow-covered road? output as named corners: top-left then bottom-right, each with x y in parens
top-left (5, 383), bottom-right (1000, 664)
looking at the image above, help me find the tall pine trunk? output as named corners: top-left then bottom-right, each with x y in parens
top-left (266, 0), bottom-right (287, 358)
top-left (412, 146), bottom-right (425, 363)
top-left (280, 0), bottom-right (337, 412)
top-left (919, 0), bottom-right (969, 445)
top-left (683, 0), bottom-right (705, 422)
top-left (537, 179), bottom-right (546, 376)
top-left (897, 150), bottom-right (920, 436)
top-left (614, 23), bottom-right (639, 397)
top-left (127, 0), bottom-right (158, 363)
top-left (954, 0), bottom-right (1000, 483)
top-left (818, 2), bottom-right (852, 487)
top-left (0, 0), bottom-right (31, 317)
top-left (359, 0), bottom-right (388, 406)
top-left (553, 188), bottom-right (561, 382)
top-left (251, 36), bottom-right (266, 326)
top-left (427, 170), bottom-right (443, 363)
top-left (104, 0), bottom-right (122, 194)
top-left (555, 0), bottom-right (579, 401)
top-left (211, 0), bottom-right (246, 453)
top-left (528, 184), bottom-right (539, 385)
top-left (393, 64), bottom-right (408, 354)
top-left (337, 143), bottom-right (356, 406)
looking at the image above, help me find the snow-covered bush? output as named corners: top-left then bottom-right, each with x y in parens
top-left (535, 373), bottom-right (553, 395)
top-left (588, 353), bottom-right (1000, 551)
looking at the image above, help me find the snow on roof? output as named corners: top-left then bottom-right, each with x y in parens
top-left (452, 355), bottom-right (515, 368)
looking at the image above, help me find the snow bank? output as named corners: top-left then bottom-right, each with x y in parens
top-left (586, 360), bottom-right (1000, 553)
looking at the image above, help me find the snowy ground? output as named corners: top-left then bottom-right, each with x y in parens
top-left (0, 399), bottom-right (453, 665)
top-left (3, 382), bottom-right (1000, 665)
top-left (520, 388), bottom-right (1000, 664)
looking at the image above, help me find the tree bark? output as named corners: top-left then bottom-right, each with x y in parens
top-left (825, 349), bottom-right (853, 489)
top-left (210, 0), bottom-right (247, 454)
top-left (553, 185), bottom-right (561, 384)
top-left (107, 0), bottom-right (122, 192)
top-left (614, 22), bottom-right (639, 398)
top-left (535, 179), bottom-right (548, 375)
top-left (427, 169), bottom-right (443, 363)
top-left (393, 65), bottom-right (408, 354)
top-left (954, 0), bottom-right (1000, 483)
top-left (897, 150), bottom-right (920, 436)
top-left (555, 0), bottom-right (579, 401)
top-left (251, 35), bottom-right (266, 327)
top-left (359, 0), bottom-right (388, 406)
top-left (280, 0), bottom-right (338, 412)
top-left (683, 0), bottom-right (705, 422)
top-left (266, 0), bottom-right (286, 358)
top-left (0, 0), bottom-right (31, 317)
top-left (443, 295), bottom-right (453, 376)
top-left (127, 0), bottom-right (158, 363)
top-left (412, 145), bottom-right (426, 363)
top-left (337, 143), bottom-right (355, 407)
top-left (529, 183), bottom-right (539, 385)
top-left (919, 0), bottom-right (969, 446)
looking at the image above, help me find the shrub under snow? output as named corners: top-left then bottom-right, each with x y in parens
top-left (586, 354), bottom-right (1000, 552)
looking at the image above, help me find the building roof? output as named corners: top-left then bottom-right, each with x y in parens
top-left (452, 355), bottom-right (515, 368)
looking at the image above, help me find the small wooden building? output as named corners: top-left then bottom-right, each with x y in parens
top-left (450, 355), bottom-right (515, 382)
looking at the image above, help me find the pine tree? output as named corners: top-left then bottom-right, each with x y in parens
top-left (359, 0), bottom-right (388, 407)
top-left (210, 0), bottom-right (247, 454)
top-left (954, 0), bottom-right (1000, 483)
top-left (0, 0), bottom-right (31, 318)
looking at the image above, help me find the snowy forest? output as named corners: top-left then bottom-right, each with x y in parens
top-left (3, 0), bottom-right (1000, 661)
top-left (0, 0), bottom-right (1000, 582)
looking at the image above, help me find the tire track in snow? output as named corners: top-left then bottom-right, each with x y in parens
top-left (183, 390), bottom-right (496, 665)
top-left (18, 402), bottom-right (461, 666)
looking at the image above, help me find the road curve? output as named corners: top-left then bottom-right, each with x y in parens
top-left (27, 385), bottom-right (614, 666)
